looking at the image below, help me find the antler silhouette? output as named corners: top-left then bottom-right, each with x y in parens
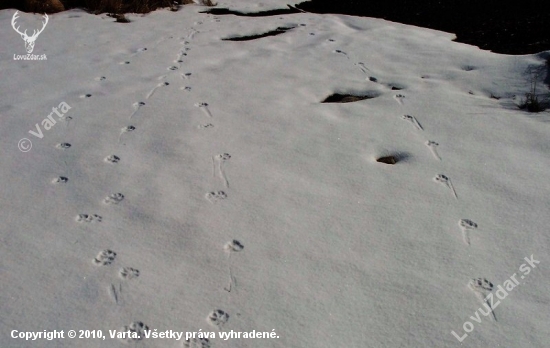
top-left (11, 11), bottom-right (49, 53)
top-left (11, 11), bottom-right (25, 37)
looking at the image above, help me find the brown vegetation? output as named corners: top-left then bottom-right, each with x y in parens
top-left (1, 0), bottom-right (216, 14)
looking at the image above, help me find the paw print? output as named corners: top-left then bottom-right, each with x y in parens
top-left (217, 153), bottom-right (231, 161)
top-left (459, 219), bottom-right (478, 230)
top-left (56, 143), bottom-right (71, 149)
top-left (426, 140), bottom-right (439, 147)
top-left (225, 240), bottom-right (244, 252)
top-left (120, 321), bottom-right (149, 342)
top-left (76, 214), bottom-right (102, 223)
top-left (94, 250), bottom-right (116, 266)
top-left (207, 309), bottom-right (229, 328)
top-left (206, 191), bottom-right (227, 203)
top-left (52, 176), bottom-right (68, 184)
top-left (469, 278), bottom-right (493, 292)
top-left (104, 193), bottom-right (125, 205)
top-left (105, 155), bottom-right (120, 164)
top-left (122, 125), bottom-right (136, 132)
top-left (120, 267), bottom-right (140, 280)
top-left (434, 174), bottom-right (449, 183)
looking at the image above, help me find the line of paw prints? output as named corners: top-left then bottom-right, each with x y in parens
top-left (93, 251), bottom-right (140, 280)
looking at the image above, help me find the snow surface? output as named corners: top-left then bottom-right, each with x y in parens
top-left (1, 2), bottom-right (550, 347)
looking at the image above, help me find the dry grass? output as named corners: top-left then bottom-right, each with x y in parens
top-left (2, 0), bottom-right (217, 14)
top-left (23, 0), bottom-right (65, 13)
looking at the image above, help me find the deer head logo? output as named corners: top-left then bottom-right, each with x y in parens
top-left (11, 11), bottom-right (49, 54)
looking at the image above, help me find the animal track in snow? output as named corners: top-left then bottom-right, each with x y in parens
top-left (130, 47), bottom-right (147, 57)
top-left (401, 114), bottom-right (423, 130)
top-left (225, 239), bottom-right (244, 252)
top-left (394, 94), bottom-right (405, 105)
top-left (425, 140), bottom-right (441, 160)
top-left (184, 337), bottom-right (211, 348)
top-left (355, 62), bottom-right (369, 74)
top-left (105, 155), bottom-right (120, 164)
top-left (195, 102), bottom-right (213, 118)
top-left (434, 174), bottom-right (458, 199)
top-left (468, 278), bottom-right (497, 321)
top-left (333, 49), bottom-right (349, 59)
top-left (181, 86), bottom-right (192, 91)
top-left (118, 125), bottom-right (136, 143)
top-left (207, 310), bottom-right (229, 328)
top-left (213, 153), bottom-right (231, 187)
top-left (80, 94), bottom-right (92, 98)
top-left (120, 267), bottom-right (140, 280)
top-left (459, 219), bottom-right (478, 245)
top-left (182, 72), bottom-right (192, 79)
top-left (94, 249), bottom-right (116, 265)
top-left (187, 29), bottom-right (198, 40)
top-left (76, 214), bottom-right (102, 223)
top-left (224, 239), bottom-right (243, 292)
top-left (56, 142), bottom-right (71, 149)
top-left (52, 176), bottom-right (68, 184)
top-left (146, 81), bottom-right (169, 99)
top-left (369, 76), bottom-right (378, 82)
top-left (120, 321), bottom-right (149, 342)
top-left (205, 191), bottom-right (227, 203)
top-left (469, 277), bottom-right (493, 292)
top-left (95, 76), bottom-right (106, 81)
top-left (129, 101), bottom-right (145, 119)
top-left (199, 123), bottom-right (214, 129)
top-left (104, 193), bottom-right (125, 205)
top-left (61, 114), bottom-right (72, 129)
top-left (168, 66), bottom-right (179, 71)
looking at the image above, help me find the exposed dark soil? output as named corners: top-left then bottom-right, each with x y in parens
top-left (201, 6), bottom-right (300, 17)
top-left (321, 92), bottom-right (379, 103)
top-left (222, 26), bottom-right (295, 41)
top-left (295, 0), bottom-right (550, 55)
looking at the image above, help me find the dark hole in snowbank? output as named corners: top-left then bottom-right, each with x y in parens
top-left (376, 153), bottom-right (409, 164)
top-left (222, 26), bottom-right (296, 41)
top-left (201, 5), bottom-right (301, 17)
top-left (376, 156), bottom-right (397, 164)
top-left (322, 91), bottom-right (380, 103)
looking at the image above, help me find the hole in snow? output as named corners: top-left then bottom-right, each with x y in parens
top-left (222, 26), bottom-right (296, 41)
top-left (321, 91), bottom-right (380, 103)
